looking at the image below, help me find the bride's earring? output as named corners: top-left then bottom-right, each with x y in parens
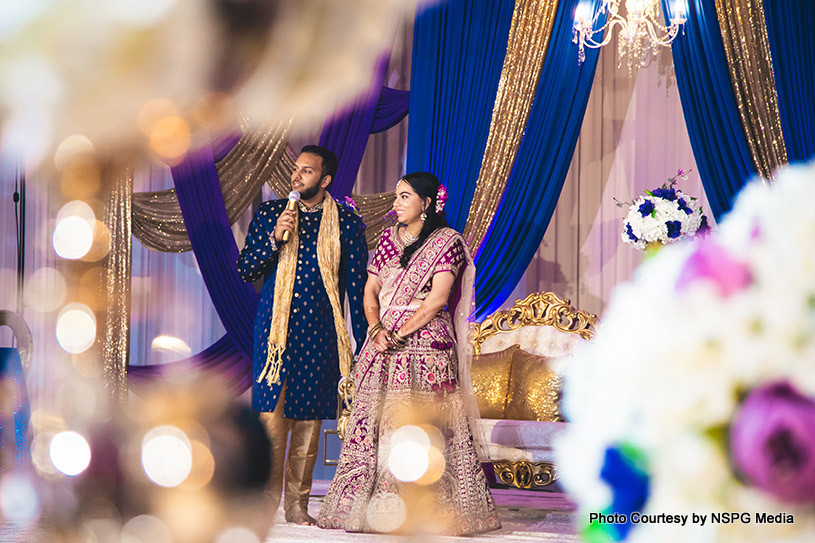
top-left (420, 211), bottom-right (427, 222)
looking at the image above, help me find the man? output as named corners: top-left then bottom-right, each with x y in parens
top-left (237, 145), bottom-right (368, 525)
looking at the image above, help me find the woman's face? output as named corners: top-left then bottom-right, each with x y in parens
top-left (393, 180), bottom-right (428, 227)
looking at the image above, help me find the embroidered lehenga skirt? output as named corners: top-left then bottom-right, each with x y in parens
top-left (317, 310), bottom-right (500, 535)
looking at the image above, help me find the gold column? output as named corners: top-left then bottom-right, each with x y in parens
top-left (104, 162), bottom-right (133, 404)
top-left (462, 0), bottom-right (559, 253)
top-left (714, 0), bottom-right (788, 180)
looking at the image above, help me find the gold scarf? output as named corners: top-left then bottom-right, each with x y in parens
top-left (257, 194), bottom-right (354, 387)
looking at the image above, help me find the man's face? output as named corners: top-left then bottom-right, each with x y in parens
top-left (291, 153), bottom-right (330, 201)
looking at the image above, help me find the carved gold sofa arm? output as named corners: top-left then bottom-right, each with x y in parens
top-left (471, 292), bottom-right (598, 490)
top-left (472, 291), bottom-right (598, 355)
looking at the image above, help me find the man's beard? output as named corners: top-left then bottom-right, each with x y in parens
top-left (298, 183), bottom-right (322, 201)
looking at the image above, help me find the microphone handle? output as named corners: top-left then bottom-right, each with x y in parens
top-left (281, 199), bottom-right (298, 243)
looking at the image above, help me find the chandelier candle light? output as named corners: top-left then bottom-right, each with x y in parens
top-left (573, 0), bottom-right (687, 68)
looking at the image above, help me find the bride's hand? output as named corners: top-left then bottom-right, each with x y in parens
top-left (372, 330), bottom-right (390, 353)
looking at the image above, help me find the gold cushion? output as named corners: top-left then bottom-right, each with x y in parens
top-left (505, 348), bottom-right (562, 422)
top-left (471, 344), bottom-right (518, 419)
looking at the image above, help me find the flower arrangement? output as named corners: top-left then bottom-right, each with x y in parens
top-left (557, 161), bottom-right (815, 543)
top-left (619, 169), bottom-right (709, 250)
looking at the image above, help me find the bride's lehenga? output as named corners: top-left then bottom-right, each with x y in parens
top-left (317, 226), bottom-right (500, 535)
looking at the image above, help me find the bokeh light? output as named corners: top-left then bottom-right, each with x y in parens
top-left (137, 98), bottom-right (178, 136)
top-left (388, 425), bottom-right (431, 483)
top-left (56, 379), bottom-right (99, 425)
top-left (55, 303), bottom-right (96, 353)
top-left (53, 215), bottom-right (94, 259)
top-left (215, 527), bottom-right (261, 543)
top-left (141, 426), bottom-right (193, 487)
top-left (149, 115), bottom-right (191, 162)
top-left (49, 431), bottom-right (92, 476)
top-left (183, 440), bottom-right (216, 490)
top-left (56, 199), bottom-right (96, 224)
top-left (0, 472), bottom-right (41, 523)
top-left (54, 134), bottom-right (94, 170)
top-left (82, 220), bottom-right (112, 261)
top-left (23, 266), bottom-right (67, 312)
top-left (416, 446), bottom-right (446, 486)
top-left (122, 515), bottom-right (173, 543)
top-left (365, 493), bottom-right (407, 533)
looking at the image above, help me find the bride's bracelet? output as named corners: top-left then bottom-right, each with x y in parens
top-left (367, 322), bottom-right (384, 340)
top-left (389, 330), bottom-right (408, 348)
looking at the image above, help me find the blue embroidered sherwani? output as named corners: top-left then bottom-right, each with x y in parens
top-left (237, 199), bottom-right (368, 419)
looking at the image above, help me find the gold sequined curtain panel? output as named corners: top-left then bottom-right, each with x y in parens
top-left (133, 119), bottom-right (394, 252)
top-left (266, 151), bottom-right (396, 251)
top-left (462, 0), bottom-right (558, 253)
top-left (103, 163), bottom-right (133, 404)
top-left (131, 121), bottom-right (292, 252)
top-left (714, 0), bottom-right (788, 179)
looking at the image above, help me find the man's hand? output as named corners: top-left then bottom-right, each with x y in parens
top-left (274, 209), bottom-right (296, 242)
top-left (372, 330), bottom-right (390, 353)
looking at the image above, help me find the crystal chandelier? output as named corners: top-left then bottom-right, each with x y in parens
top-left (573, 0), bottom-right (686, 69)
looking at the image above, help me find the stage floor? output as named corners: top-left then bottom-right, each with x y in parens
top-left (266, 480), bottom-right (580, 542)
top-left (1, 481), bottom-right (580, 542)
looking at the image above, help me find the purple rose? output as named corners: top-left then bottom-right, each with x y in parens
top-left (638, 199), bottom-right (655, 217)
top-left (730, 381), bottom-right (815, 504)
top-left (676, 238), bottom-right (752, 298)
top-left (651, 186), bottom-right (677, 201)
top-left (665, 220), bottom-right (682, 239)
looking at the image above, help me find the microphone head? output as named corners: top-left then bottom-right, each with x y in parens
top-left (288, 191), bottom-right (301, 202)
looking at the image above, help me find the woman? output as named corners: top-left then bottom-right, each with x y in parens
top-left (317, 172), bottom-right (500, 536)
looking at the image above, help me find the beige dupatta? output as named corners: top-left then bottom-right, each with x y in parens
top-left (258, 194), bottom-right (354, 386)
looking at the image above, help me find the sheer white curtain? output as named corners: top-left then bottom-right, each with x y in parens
top-left (128, 162), bottom-right (227, 366)
top-left (0, 154), bottom-right (65, 407)
top-left (505, 44), bottom-right (715, 318)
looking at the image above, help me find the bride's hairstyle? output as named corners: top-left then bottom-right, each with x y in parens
top-left (398, 171), bottom-right (450, 268)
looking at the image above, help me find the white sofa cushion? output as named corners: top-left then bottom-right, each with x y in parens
top-left (476, 419), bottom-right (567, 463)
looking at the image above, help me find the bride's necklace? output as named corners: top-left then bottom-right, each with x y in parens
top-left (404, 227), bottom-right (420, 244)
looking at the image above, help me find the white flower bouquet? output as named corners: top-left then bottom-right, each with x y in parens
top-left (620, 169), bottom-right (710, 250)
top-left (557, 161), bottom-right (815, 543)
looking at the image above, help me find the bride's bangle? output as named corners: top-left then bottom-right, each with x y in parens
top-left (390, 330), bottom-right (407, 348)
top-left (367, 322), bottom-right (384, 340)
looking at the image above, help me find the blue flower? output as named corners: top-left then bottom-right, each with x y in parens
top-left (651, 186), bottom-right (677, 201)
top-left (666, 220), bottom-right (682, 239)
top-left (637, 199), bottom-right (654, 217)
top-left (698, 215), bottom-right (710, 234)
top-left (625, 223), bottom-right (638, 242)
top-left (677, 198), bottom-right (692, 215)
top-left (592, 444), bottom-right (650, 541)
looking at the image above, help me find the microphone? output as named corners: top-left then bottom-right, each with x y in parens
top-left (281, 190), bottom-right (300, 243)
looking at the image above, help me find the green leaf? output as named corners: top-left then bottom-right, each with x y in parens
top-left (704, 423), bottom-right (730, 452)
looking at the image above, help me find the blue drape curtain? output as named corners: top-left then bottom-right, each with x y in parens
top-left (472, 0), bottom-right (606, 318)
top-left (662, 0), bottom-right (756, 220)
top-left (406, 0), bottom-right (515, 232)
top-left (128, 145), bottom-right (257, 393)
top-left (764, 2), bottom-right (815, 164)
top-left (370, 87), bottom-right (409, 134)
top-left (319, 54), bottom-right (391, 198)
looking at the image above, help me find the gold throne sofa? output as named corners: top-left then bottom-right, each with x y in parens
top-left (471, 292), bottom-right (597, 490)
